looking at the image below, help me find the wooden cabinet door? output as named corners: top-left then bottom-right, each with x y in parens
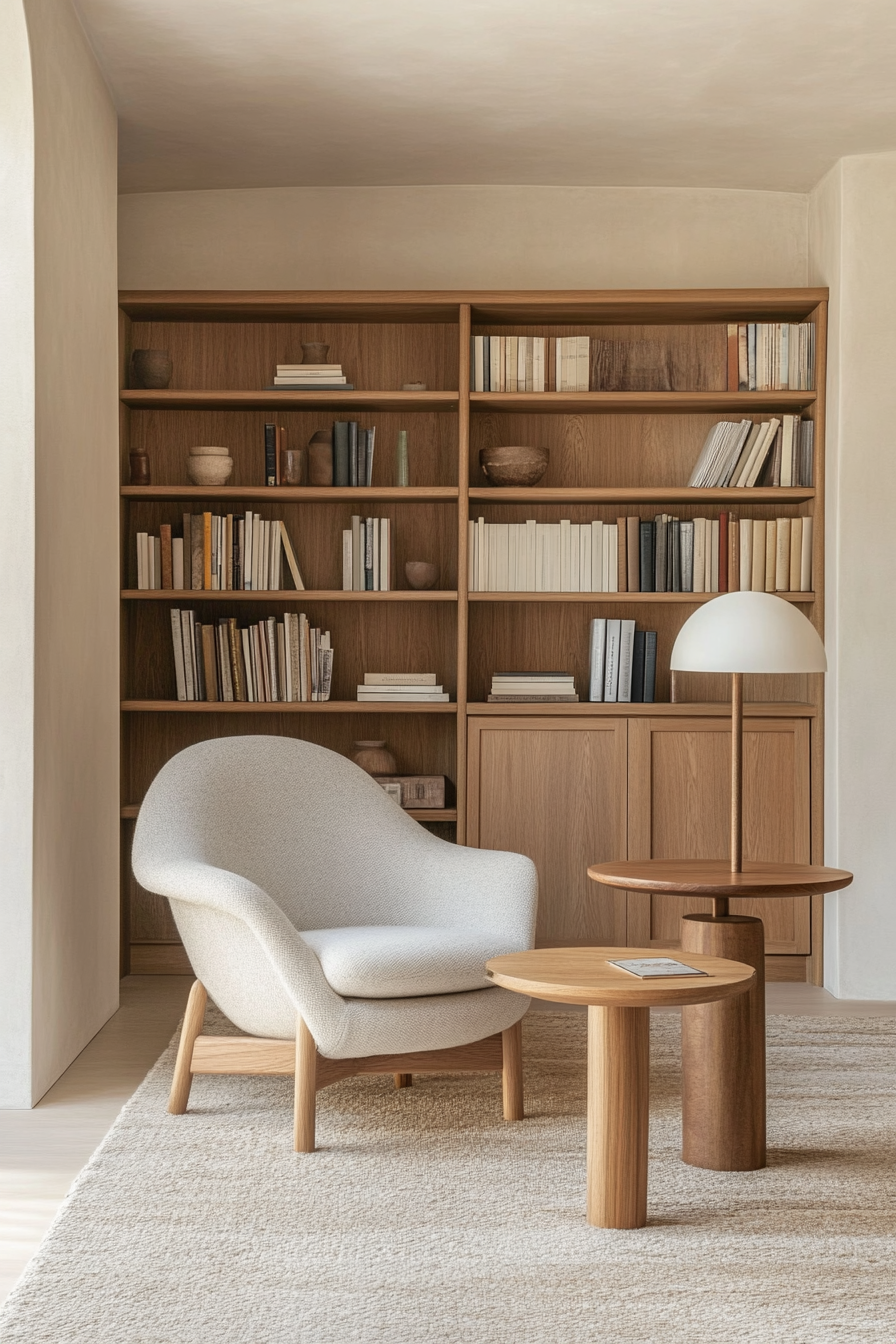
top-left (467, 717), bottom-right (628, 947)
top-left (626, 716), bottom-right (811, 953)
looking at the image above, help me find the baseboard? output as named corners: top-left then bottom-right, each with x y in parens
top-left (130, 942), bottom-right (193, 975)
top-left (765, 955), bottom-right (808, 982)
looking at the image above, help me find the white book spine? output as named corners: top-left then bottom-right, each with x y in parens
top-left (710, 519), bottom-right (719, 593)
top-left (617, 620), bottom-right (636, 704)
top-left (581, 525), bottom-right (591, 595)
top-left (381, 517), bottom-right (390, 591)
top-left (607, 524), bottom-right (618, 593)
top-left (603, 619), bottom-right (621, 702)
top-left (591, 520), bottom-right (603, 593)
top-left (800, 517), bottom-right (813, 592)
top-left (136, 532), bottom-right (147, 590)
top-left (535, 524), bottom-right (544, 593)
top-left (525, 519), bottom-right (537, 591)
top-left (533, 336), bottom-right (545, 392)
top-left (739, 518), bottom-right (752, 591)
top-left (588, 618), bottom-right (607, 702)
top-left (693, 518), bottom-right (706, 593)
top-left (468, 520), bottom-right (476, 591)
top-left (560, 518), bottom-right (571, 592)
top-left (152, 536), bottom-right (162, 591)
top-left (372, 517), bottom-right (381, 591)
top-left (342, 531), bottom-right (353, 590)
top-left (477, 516), bottom-right (486, 592)
top-left (172, 537), bottom-right (184, 591)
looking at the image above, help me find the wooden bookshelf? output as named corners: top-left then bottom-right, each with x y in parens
top-left (119, 287), bottom-right (827, 983)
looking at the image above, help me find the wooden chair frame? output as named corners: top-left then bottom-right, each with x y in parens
top-left (169, 980), bottom-right (525, 1150)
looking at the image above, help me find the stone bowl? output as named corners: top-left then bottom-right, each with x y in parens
top-left (479, 444), bottom-right (549, 487)
top-left (405, 561), bottom-right (439, 590)
top-left (187, 453), bottom-right (233, 485)
top-left (189, 444), bottom-right (231, 455)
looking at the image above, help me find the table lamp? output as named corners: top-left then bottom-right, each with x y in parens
top-left (670, 592), bottom-right (826, 874)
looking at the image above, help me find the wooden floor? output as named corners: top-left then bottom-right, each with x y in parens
top-left (1, 975), bottom-right (894, 1307)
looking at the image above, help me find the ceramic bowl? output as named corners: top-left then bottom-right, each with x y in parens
top-left (187, 454), bottom-right (233, 485)
top-left (405, 561), bottom-right (439, 590)
top-left (189, 445), bottom-right (231, 456)
top-left (479, 444), bottom-right (549, 487)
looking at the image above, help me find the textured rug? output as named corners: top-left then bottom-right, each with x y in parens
top-left (0, 1010), bottom-right (894, 1343)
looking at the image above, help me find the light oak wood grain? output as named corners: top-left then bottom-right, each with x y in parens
top-left (167, 979), bottom-right (207, 1114)
top-left (587, 1004), bottom-right (650, 1229)
top-left (486, 946), bottom-right (754, 1007)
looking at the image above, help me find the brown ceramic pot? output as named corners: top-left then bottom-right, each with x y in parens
top-left (405, 561), bottom-right (439, 590)
top-left (351, 740), bottom-right (397, 774)
top-left (301, 342), bottom-right (330, 365)
top-left (307, 430), bottom-right (334, 486)
top-left (129, 452), bottom-right (151, 485)
top-left (479, 444), bottom-right (549, 487)
top-left (131, 349), bottom-right (172, 389)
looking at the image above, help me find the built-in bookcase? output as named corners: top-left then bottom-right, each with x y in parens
top-left (119, 289), bottom-right (826, 978)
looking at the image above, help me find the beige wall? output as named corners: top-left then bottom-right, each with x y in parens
top-left (809, 154), bottom-right (896, 999)
top-left (24, 0), bottom-right (120, 1103)
top-left (118, 184), bottom-right (808, 290)
top-left (0, 0), bottom-right (37, 1108)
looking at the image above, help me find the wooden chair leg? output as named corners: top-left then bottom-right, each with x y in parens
top-left (294, 1017), bottom-right (318, 1153)
top-left (168, 980), bottom-right (208, 1115)
top-left (502, 1020), bottom-right (524, 1121)
top-left (394, 1073), bottom-right (413, 1089)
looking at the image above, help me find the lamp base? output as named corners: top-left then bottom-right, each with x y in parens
top-left (680, 913), bottom-right (766, 1171)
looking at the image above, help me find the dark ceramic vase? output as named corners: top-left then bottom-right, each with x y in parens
top-left (131, 349), bottom-right (172, 389)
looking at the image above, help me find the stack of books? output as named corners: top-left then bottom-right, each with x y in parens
top-left (469, 518), bottom-right (621, 592)
top-left (169, 610), bottom-right (331, 703)
top-left (136, 514), bottom-right (303, 591)
top-left (726, 323), bottom-right (815, 391)
top-left (487, 673), bottom-right (578, 703)
top-left (687, 416), bottom-right (814, 488)
top-left (588, 620), bottom-right (656, 704)
top-left (357, 674), bottom-right (449, 703)
top-left (333, 422), bottom-right (375, 486)
top-left (269, 364), bottom-right (353, 389)
top-left (342, 516), bottom-right (392, 591)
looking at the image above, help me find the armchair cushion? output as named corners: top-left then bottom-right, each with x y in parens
top-left (301, 925), bottom-right (512, 999)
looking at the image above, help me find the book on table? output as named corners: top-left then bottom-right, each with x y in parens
top-left (607, 958), bottom-right (708, 979)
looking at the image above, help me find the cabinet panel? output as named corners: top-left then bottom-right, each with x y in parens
top-left (467, 718), bottom-right (628, 946)
top-left (627, 717), bottom-right (810, 953)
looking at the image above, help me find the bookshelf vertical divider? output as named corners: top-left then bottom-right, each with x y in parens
top-left (119, 288), bottom-right (827, 982)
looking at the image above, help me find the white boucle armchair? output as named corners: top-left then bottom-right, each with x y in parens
top-left (132, 736), bottom-right (538, 1151)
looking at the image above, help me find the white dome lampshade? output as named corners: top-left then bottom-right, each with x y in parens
top-left (670, 592), bottom-right (827, 674)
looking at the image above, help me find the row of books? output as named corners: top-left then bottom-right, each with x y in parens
top-left (467, 514), bottom-right (813, 593)
top-left (357, 673), bottom-right (448, 703)
top-left (169, 610), bottom-right (332, 702)
top-left (342, 517), bottom-right (393, 591)
top-left (269, 364), bottom-right (353, 389)
top-left (726, 323), bottom-right (815, 391)
top-left (471, 336), bottom-right (589, 392)
top-left (588, 620), bottom-right (658, 703)
top-left (264, 422), bottom-right (375, 487)
top-left (687, 416), bottom-right (814, 488)
top-left (135, 514), bottom-right (304, 591)
top-left (488, 672), bottom-right (578, 703)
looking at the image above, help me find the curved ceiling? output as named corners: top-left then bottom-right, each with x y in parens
top-left (73, 0), bottom-right (896, 195)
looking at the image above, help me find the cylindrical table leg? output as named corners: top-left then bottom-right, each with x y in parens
top-left (680, 913), bottom-right (766, 1171)
top-left (587, 1004), bottom-right (650, 1229)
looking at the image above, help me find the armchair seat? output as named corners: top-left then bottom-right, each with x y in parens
top-left (302, 925), bottom-right (515, 998)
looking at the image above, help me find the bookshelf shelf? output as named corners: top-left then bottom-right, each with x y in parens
top-left (121, 700), bottom-right (458, 714)
top-left (121, 486), bottom-right (459, 502)
top-left (121, 389), bottom-right (459, 412)
top-left (467, 487), bottom-right (815, 504)
top-left (468, 591), bottom-right (814, 604)
top-left (120, 801), bottom-right (458, 822)
top-left (122, 589), bottom-right (460, 603)
top-left (470, 391), bottom-right (816, 414)
top-left (119, 286), bottom-right (826, 982)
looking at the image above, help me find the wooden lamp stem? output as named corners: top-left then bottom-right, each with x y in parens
top-left (730, 671), bottom-right (743, 875)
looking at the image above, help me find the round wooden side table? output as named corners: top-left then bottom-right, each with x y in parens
top-left (485, 946), bottom-right (755, 1229)
top-left (586, 860), bottom-right (853, 1173)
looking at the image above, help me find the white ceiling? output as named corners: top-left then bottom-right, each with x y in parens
top-left (74, 0), bottom-right (896, 195)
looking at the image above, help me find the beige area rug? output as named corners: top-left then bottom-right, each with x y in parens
top-left (0, 1011), bottom-right (894, 1343)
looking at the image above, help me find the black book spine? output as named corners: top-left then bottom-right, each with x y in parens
top-left (264, 423), bottom-right (277, 487)
top-left (233, 514), bottom-right (243, 591)
top-left (630, 630), bottom-right (646, 703)
top-left (333, 422), bottom-right (349, 487)
top-left (643, 631), bottom-right (657, 703)
top-left (348, 422), bottom-right (359, 488)
top-left (192, 618), bottom-right (206, 701)
top-left (655, 515), bottom-right (667, 593)
top-left (639, 522), bottom-right (655, 592)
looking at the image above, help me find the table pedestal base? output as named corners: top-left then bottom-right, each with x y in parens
top-left (587, 1005), bottom-right (650, 1229)
top-left (680, 914), bottom-right (766, 1171)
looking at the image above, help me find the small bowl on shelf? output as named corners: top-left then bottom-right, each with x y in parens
top-left (187, 446), bottom-right (233, 486)
top-left (405, 561), bottom-right (439, 590)
top-left (479, 444), bottom-right (549, 487)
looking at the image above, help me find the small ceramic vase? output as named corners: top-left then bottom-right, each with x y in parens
top-left (405, 561), bottom-right (439, 590)
top-left (280, 447), bottom-right (306, 486)
top-left (351, 740), bottom-right (397, 775)
top-left (129, 452), bottom-right (151, 485)
top-left (396, 429), bottom-right (409, 487)
top-left (131, 349), bottom-right (172, 389)
top-left (308, 430), bottom-right (334, 486)
top-left (301, 342), bottom-right (330, 365)
top-left (187, 446), bottom-right (233, 486)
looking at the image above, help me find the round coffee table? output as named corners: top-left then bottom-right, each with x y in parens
top-left (485, 946), bottom-right (755, 1230)
top-left (586, 860), bottom-right (854, 1172)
